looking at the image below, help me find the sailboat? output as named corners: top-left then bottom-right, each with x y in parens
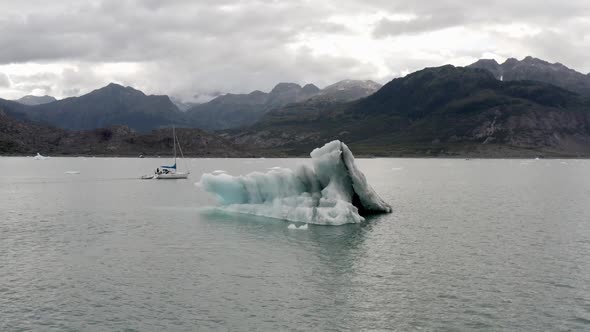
top-left (141, 126), bottom-right (190, 180)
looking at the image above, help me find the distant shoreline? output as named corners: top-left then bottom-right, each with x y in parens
top-left (2, 153), bottom-right (588, 159)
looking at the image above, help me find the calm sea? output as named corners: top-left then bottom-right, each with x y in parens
top-left (1, 157), bottom-right (589, 331)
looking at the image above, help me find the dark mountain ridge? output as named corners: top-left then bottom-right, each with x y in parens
top-left (185, 82), bottom-right (320, 130)
top-left (15, 95), bottom-right (57, 105)
top-left (185, 80), bottom-right (381, 130)
top-left (469, 56), bottom-right (590, 96)
top-left (3, 83), bottom-right (185, 132)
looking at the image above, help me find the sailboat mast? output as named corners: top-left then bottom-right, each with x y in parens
top-left (173, 125), bottom-right (177, 163)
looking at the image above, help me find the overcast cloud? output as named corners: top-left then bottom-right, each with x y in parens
top-left (0, 0), bottom-right (589, 101)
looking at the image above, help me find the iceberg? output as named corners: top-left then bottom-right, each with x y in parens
top-left (198, 141), bottom-right (391, 225)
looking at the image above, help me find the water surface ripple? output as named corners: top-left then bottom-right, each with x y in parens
top-left (1, 157), bottom-right (589, 331)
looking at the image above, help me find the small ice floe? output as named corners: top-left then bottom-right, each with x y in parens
top-left (212, 170), bottom-right (227, 174)
top-left (64, 171), bottom-right (80, 175)
top-left (288, 223), bottom-right (308, 230)
top-left (391, 167), bottom-right (404, 171)
top-left (33, 153), bottom-right (48, 160)
top-left (267, 166), bottom-right (283, 170)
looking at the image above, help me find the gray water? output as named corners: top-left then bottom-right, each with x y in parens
top-left (1, 157), bottom-right (590, 331)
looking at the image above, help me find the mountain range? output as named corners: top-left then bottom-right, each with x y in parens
top-left (185, 80), bottom-right (381, 130)
top-left (1, 79), bottom-right (381, 133)
top-left (229, 64), bottom-right (590, 157)
top-left (2, 56), bottom-right (590, 157)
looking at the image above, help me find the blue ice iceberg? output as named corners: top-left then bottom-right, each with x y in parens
top-left (198, 141), bottom-right (391, 225)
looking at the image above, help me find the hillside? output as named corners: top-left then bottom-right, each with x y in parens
top-left (0, 110), bottom-right (67, 154)
top-left (0, 110), bottom-right (254, 157)
top-left (228, 65), bottom-right (590, 157)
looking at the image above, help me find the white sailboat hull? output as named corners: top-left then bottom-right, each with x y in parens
top-left (154, 172), bottom-right (189, 179)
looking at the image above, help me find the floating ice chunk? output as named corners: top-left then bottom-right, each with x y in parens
top-left (198, 140), bottom-right (391, 225)
top-left (64, 171), bottom-right (80, 175)
top-left (212, 170), bottom-right (227, 174)
top-left (33, 153), bottom-right (48, 160)
top-left (267, 167), bottom-right (283, 170)
top-left (288, 223), bottom-right (308, 230)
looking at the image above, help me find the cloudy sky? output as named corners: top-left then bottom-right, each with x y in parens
top-left (0, 0), bottom-right (589, 101)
